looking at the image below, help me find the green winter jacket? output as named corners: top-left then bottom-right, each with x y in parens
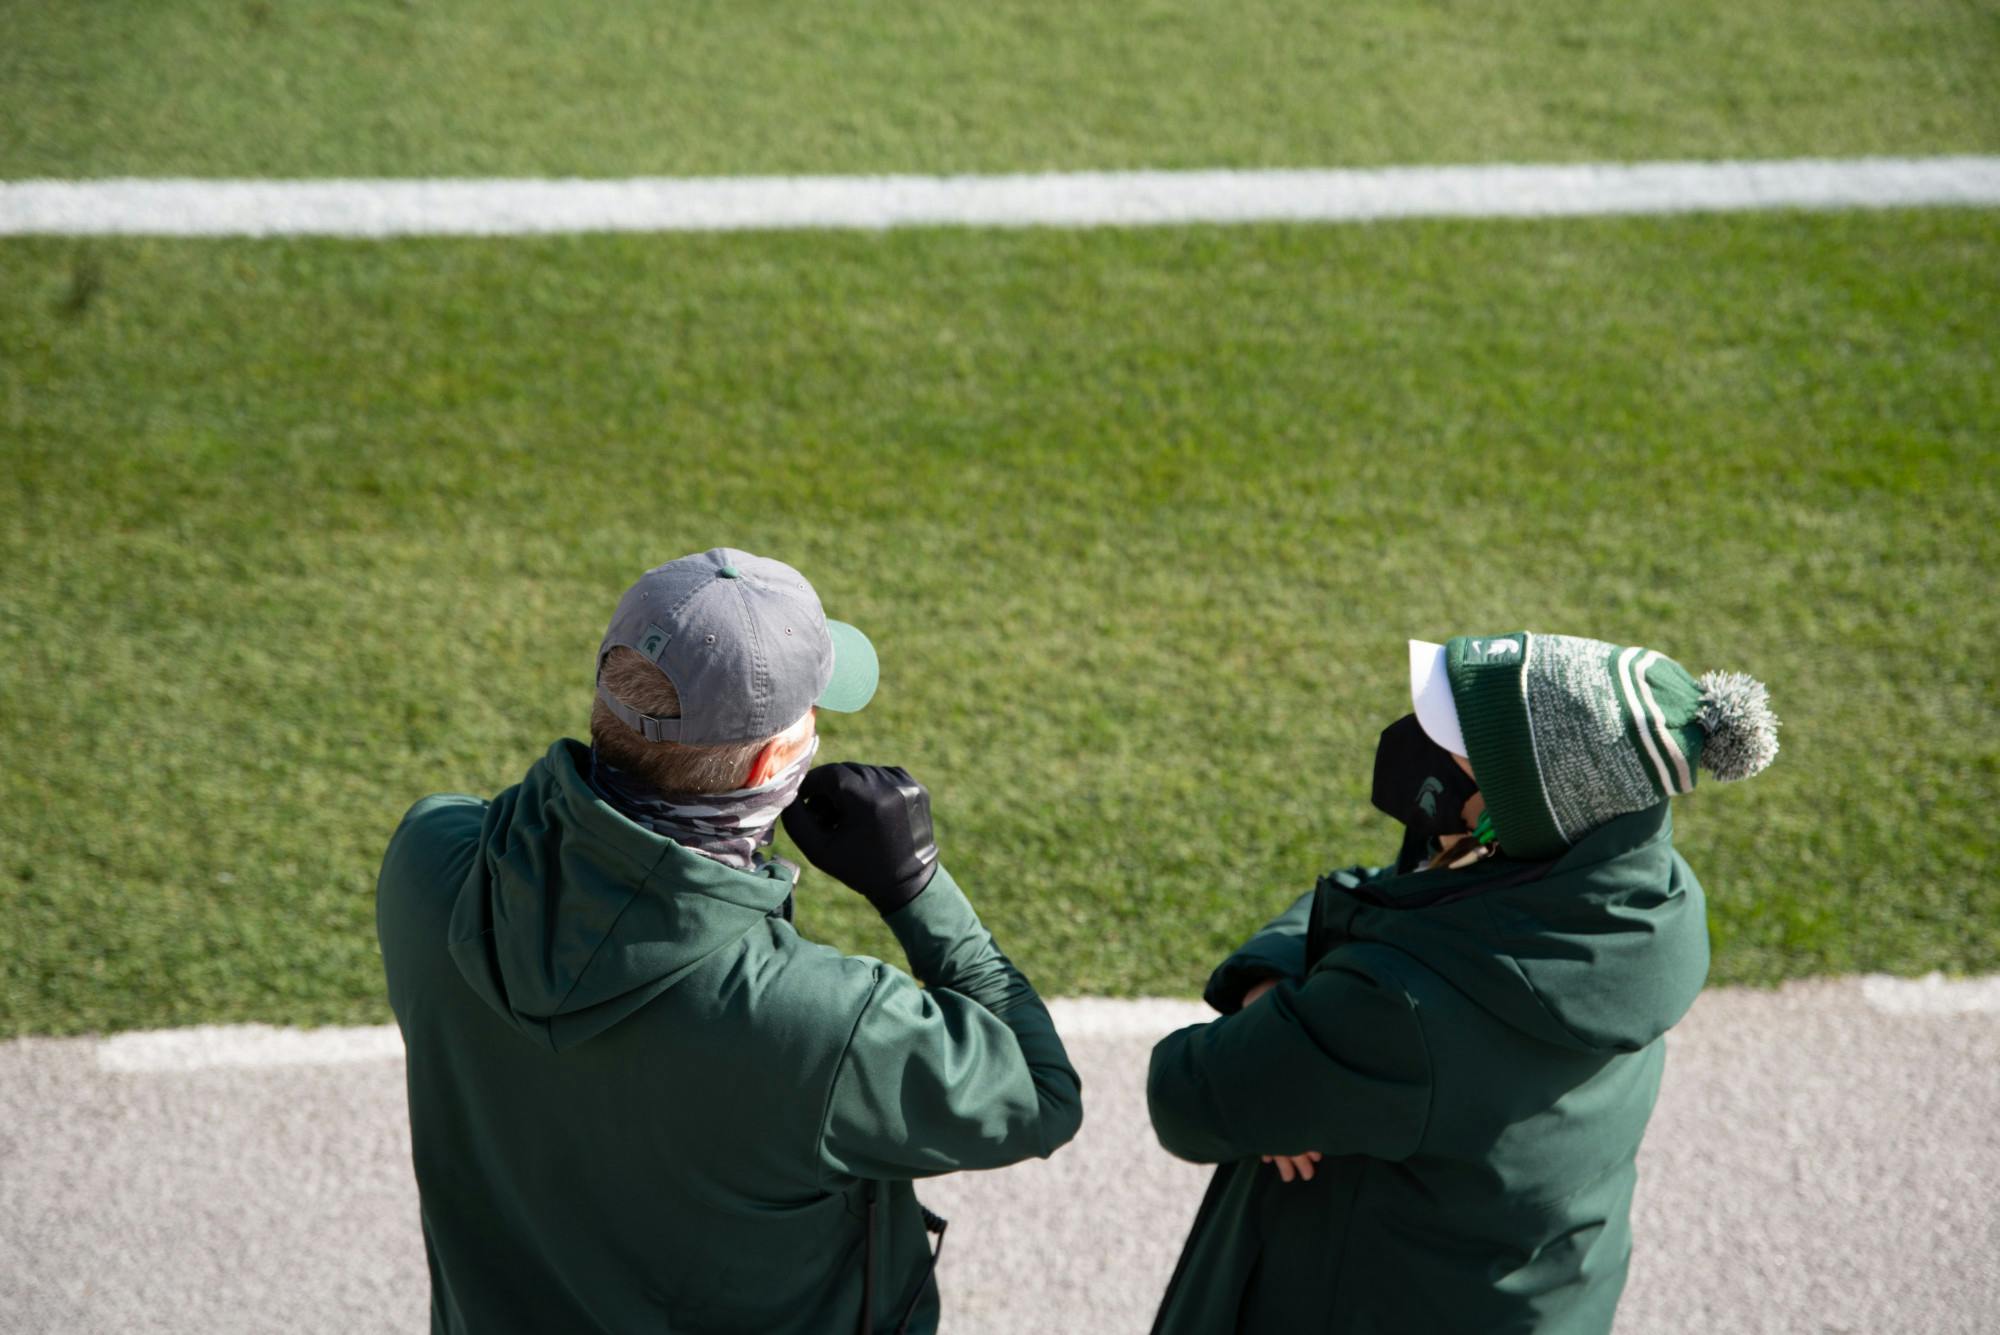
top-left (1147, 803), bottom-right (1708, 1335)
top-left (377, 740), bottom-right (1083, 1335)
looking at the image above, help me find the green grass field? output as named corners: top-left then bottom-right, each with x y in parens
top-left (3, 0), bottom-right (1996, 176)
top-left (5, 0), bottom-right (1998, 1037)
top-left (4, 212), bottom-right (1996, 1036)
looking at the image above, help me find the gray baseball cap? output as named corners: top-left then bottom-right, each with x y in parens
top-left (596, 548), bottom-right (878, 745)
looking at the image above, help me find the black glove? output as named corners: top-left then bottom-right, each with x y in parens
top-left (781, 763), bottom-right (939, 915)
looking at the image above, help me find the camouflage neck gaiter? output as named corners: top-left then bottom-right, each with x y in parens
top-left (588, 737), bottom-right (817, 872)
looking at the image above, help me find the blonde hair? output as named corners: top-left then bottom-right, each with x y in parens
top-left (590, 647), bottom-right (775, 795)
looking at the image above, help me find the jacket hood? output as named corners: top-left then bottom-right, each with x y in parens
top-left (1322, 803), bottom-right (1709, 1053)
top-left (447, 740), bottom-right (795, 1051)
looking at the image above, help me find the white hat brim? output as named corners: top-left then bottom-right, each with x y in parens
top-left (1408, 639), bottom-right (1467, 757)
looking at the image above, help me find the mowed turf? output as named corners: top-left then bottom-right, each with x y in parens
top-left (2, 210), bottom-right (1996, 1036)
top-left (3, 0), bottom-right (1996, 178)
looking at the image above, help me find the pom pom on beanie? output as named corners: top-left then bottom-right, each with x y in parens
top-left (1695, 671), bottom-right (1781, 782)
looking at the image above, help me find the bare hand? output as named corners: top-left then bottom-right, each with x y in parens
top-left (1241, 977), bottom-right (1278, 1008)
top-left (1262, 1151), bottom-right (1324, 1183)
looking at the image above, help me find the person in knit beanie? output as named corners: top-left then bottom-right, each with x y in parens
top-left (1417, 632), bottom-right (1781, 861)
top-left (1146, 632), bottom-right (1779, 1335)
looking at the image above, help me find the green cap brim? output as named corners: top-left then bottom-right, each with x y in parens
top-left (817, 620), bottom-right (879, 713)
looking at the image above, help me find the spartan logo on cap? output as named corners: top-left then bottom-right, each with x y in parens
top-left (637, 624), bottom-right (671, 659)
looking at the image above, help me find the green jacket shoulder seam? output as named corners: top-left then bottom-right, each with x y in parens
top-left (1405, 979), bottom-right (1437, 1158)
top-left (1328, 942), bottom-right (1439, 1159)
top-left (813, 962), bottom-right (888, 1192)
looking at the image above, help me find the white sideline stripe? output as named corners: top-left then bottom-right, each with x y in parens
top-left (1046, 996), bottom-right (1213, 1038)
top-left (98, 1023), bottom-right (405, 1072)
top-left (5, 157), bottom-right (1998, 237)
top-left (90, 1001), bottom-right (1214, 1072)
top-left (87, 977), bottom-right (1998, 1071)
top-left (1859, 972), bottom-right (2000, 1016)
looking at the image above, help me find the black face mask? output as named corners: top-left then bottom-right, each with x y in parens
top-left (1371, 713), bottom-right (1481, 838)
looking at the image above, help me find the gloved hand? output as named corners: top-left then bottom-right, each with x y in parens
top-left (781, 762), bottom-right (940, 915)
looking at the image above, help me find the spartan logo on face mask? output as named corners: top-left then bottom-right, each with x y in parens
top-left (1371, 714), bottom-right (1481, 838)
top-left (1416, 776), bottom-right (1445, 821)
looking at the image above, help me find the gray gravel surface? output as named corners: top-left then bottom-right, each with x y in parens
top-left (3, 978), bottom-right (1996, 1334)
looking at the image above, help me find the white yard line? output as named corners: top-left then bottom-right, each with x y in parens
top-left (3, 157), bottom-right (1997, 237)
top-left (82, 979), bottom-right (1994, 1071)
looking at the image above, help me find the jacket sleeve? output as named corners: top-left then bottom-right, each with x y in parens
top-left (817, 866), bottom-right (1084, 1181)
top-left (1203, 889), bottom-right (1317, 1014)
top-left (377, 794), bottom-right (490, 1018)
top-left (1201, 861), bottom-right (1392, 1013)
top-left (1148, 952), bottom-right (1431, 1165)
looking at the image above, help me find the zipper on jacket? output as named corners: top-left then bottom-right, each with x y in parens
top-left (894, 1207), bottom-right (949, 1335)
top-left (859, 1184), bottom-right (949, 1335)
top-left (860, 1183), bottom-right (878, 1335)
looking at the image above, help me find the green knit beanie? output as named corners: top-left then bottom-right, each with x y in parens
top-left (1444, 632), bottom-right (1780, 859)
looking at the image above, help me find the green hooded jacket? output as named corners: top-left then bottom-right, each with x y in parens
top-left (1147, 803), bottom-right (1708, 1335)
top-left (377, 740), bottom-right (1083, 1335)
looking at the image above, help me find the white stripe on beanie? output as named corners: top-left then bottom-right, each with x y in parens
top-left (1617, 646), bottom-right (1677, 798)
top-left (1634, 649), bottom-right (1696, 794)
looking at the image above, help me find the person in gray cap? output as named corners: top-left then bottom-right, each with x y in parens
top-left (376, 548), bottom-right (1083, 1335)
